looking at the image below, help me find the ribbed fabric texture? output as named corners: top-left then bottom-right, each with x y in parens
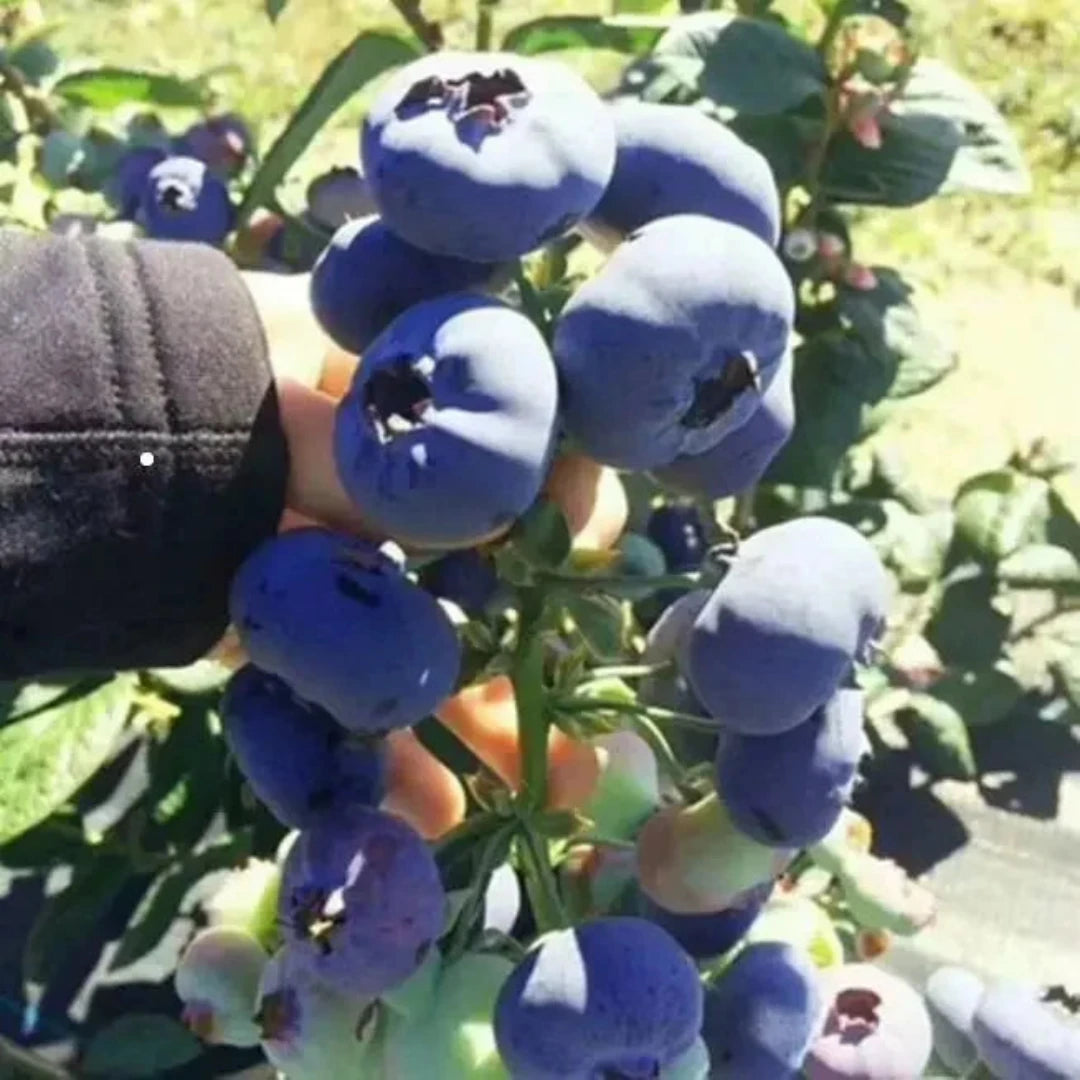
top-left (0, 228), bottom-right (289, 678)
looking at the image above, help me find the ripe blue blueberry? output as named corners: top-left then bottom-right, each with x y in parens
top-left (652, 347), bottom-right (795, 499)
top-left (583, 101), bottom-right (781, 251)
top-left (493, 916), bottom-right (703, 1080)
top-left (221, 664), bottom-right (386, 830)
top-left (639, 587), bottom-right (710, 718)
top-left (714, 687), bottom-right (868, 848)
top-left (638, 880), bottom-right (772, 960)
top-left (703, 942), bottom-right (824, 1078)
top-left (305, 166), bottom-right (377, 231)
top-left (554, 214), bottom-right (795, 470)
top-left (229, 528), bottom-right (461, 733)
top-left (137, 155), bottom-right (235, 245)
top-left (176, 112), bottom-right (252, 177)
top-left (310, 215), bottom-right (507, 355)
top-left (361, 51), bottom-right (616, 261)
top-left (647, 504), bottom-right (709, 572)
top-left (278, 805), bottom-right (446, 997)
top-left (971, 980), bottom-right (1080, 1080)
top-left (924, 965), bottom-right (984, 1075)
top-left (107, 145), bottom-right (166, 219)
top-left (806, 963), bottom-right (932, 1079)
top-left (334, 294), bottom-right (559, 548)
top-left (682, 516), bottom-right (890, 735)
top-left (418, 549), bottom-right (500, 617)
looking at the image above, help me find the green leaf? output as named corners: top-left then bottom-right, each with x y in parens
top-left (238, 31), bottom-right (419, 224)
top-left (954, 469), bottom-right (1052, 561)
top-left (892, 59), bottom-right (1031, 196)
top-left (111, 834), bottom-right (253, 971)
top-left (730, 111), bottom-right (822, 191)
top-left (836, 269), bottom-right (957, 399)
top-left (823, 112), bottom-right (961, 208)
top-left (764, 339), bottom-right (867, 488)
top-left (565, 594), bottom-right (628, 662)
top-left (925, 567), bottom-right (1010, 669)
top-left (0, 673), bottom-right (105, 726)
top-left (51, 67), bottom-right (206, 109)
top-left (510, 499), bottom-right (573, 570)
top-left (502, 15), bottom-right (662, 56)
top-left (24, 853), bottom-right (132, 988)
top-left (997, 543), bottom-right (1080, 588)
top-left (931, 666), bottom-right (1025, 728)
top-left (0, 674), bottom-right (137, 845)
top-left (654, 12), bottom-right (827, 115)
top-left (899, 692), bottom-right (977, 779)
top-left (265, 0), bottom-right (289, 21)
top-left (82, 1014), bottom-right (202, 1078)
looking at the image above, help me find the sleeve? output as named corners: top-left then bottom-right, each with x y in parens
top-left (0, 228), bottom-right (289, 680)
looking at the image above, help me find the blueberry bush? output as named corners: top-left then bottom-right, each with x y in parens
top-left (1, 0), bottom-right (1078, 1076)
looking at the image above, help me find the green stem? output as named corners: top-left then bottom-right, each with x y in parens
top-left (580, 662), bottom-right (674, 682)
top-left (517, 823), bottom-right (567, 932)
top-left (387, 0), bottom-right (443, 51)
top-left (513, 589), bottom-right (549, 813)
top-left (539, 571), bottom-right (703, 593)
top-left (475, 0), bottom-right (497, 50)
top-left (433, 809), bottom-right (501, 855)
top-left (445, 821), bottom-right (516, 962)
top-left (553, 696), bottom-right (717, 732)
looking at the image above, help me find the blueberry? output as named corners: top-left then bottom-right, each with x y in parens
top-left (638, 880), bottom-right (772, 960)
top-left (493, 916), bottom-right (703, 1079)
top-left (177, 112), bottom-right (253, 177)
top-left (334, 294), bottom-right (559, 548)
top-left (106, 145), bottom-right (166, 219)
top-left (715, 687), bottom-right (867, 848)
top-left (652, 346), bottom-right (795, 499)
top-left (646, 505), bottom-right (709, 572)
top-left (256, 944), bottom-right (378, 1080)
top-left (554, 214), bottom-right (795, 470)
top-left (175, 927), bottom-right (268, 1048)
top-left (583, 101), bottom-right (781, 251)
top-left (221, 664), bottom-right (386, 829)
top-left (229, 528), bottom-right (461, 733)
top-left (278, 805), bottom-right (446, 997)
top-left (703, 942), bottom-right (824, 1078)
top-left (310, 215), bottom-right (507, 355)
top-left (136, 155), bottom-right (235, 245)
top-left (305, 165), bottom-right (378, 231)
top-left (681, 516), bottom-right (890, 735)
top-left (361, 51), bottom-right (616, 261)
top-left (924, 965), bottom-right (984, 1074)
top-left (971, 980), bottom-right (1080, 1079)
top-left (805, 963), bottom-right (932, 1079)
top-left (418, 549), bottom-right (499, 616)
top-left (639, 588), bottom-right (711, 718)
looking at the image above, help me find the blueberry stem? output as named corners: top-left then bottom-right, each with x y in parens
top-left (445, 820), bottom-right (517, 963)
top-left (552, 696), bottom-right (717, 733)
top-left (513, 588), bottom-right (549, 814)
top-left (517, 821), bottom-right (568, 932)
top-left (578, 662), bottom-right (674, 681)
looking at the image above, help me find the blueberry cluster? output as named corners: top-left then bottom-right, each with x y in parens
top-left (168, 50), bottom-right (1079, 1080)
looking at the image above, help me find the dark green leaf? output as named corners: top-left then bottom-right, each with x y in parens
top-left (823, 112), bottom-right (961, 208)
top-left (765, 339), bottom-right (867, 487)
top-left (82, 1014), bottom-right (202, 1078)
top-left (238, 32), bottom-right (419, 224)
top-left (730, 111), bottom-right (822, 190)
top-left (893, 59), bottom-right (1030, 196)
top-left (954, 469), bottom-right (1052, 561)
top-left (655, 12), bottom-right (827, 115)
top-left (997, 544), bottom-right (1080, 588)
top-left (52, 68), bottom-right (206, 109)
top-left (510, 499), bottom-right (573, 570)
top-left (111, 834), bottom-right (253, 970)
top-left (265, 0), bottom-right (289, 21)
top-left (0, 813), bottom-right (88, 869)
top-left (899, 693), bottom-right (977, 779)
top-left (925, 567), bottom-right (1010, 669)
top-left (503, 16), bottom-right (662, 56)
top-left (566, 594), bottom-right (627, 662)
top-left (0, 675), bottom-right (137, 845)
top-left (836, 269), bottom-right (957, 399)
top-left (931, 666), bottom-right (1025, 728)
top-left (24, 854), bottom-right (132, 988)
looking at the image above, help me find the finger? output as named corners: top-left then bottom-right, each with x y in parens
top-left (320, 346), bottom-right (360, 401)
top-left (380, 728), bottom-right (467, 840)
top-left (543, 452), bottom-right (628, 552)
top-left (275, 377), bottom-right (385, 540)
